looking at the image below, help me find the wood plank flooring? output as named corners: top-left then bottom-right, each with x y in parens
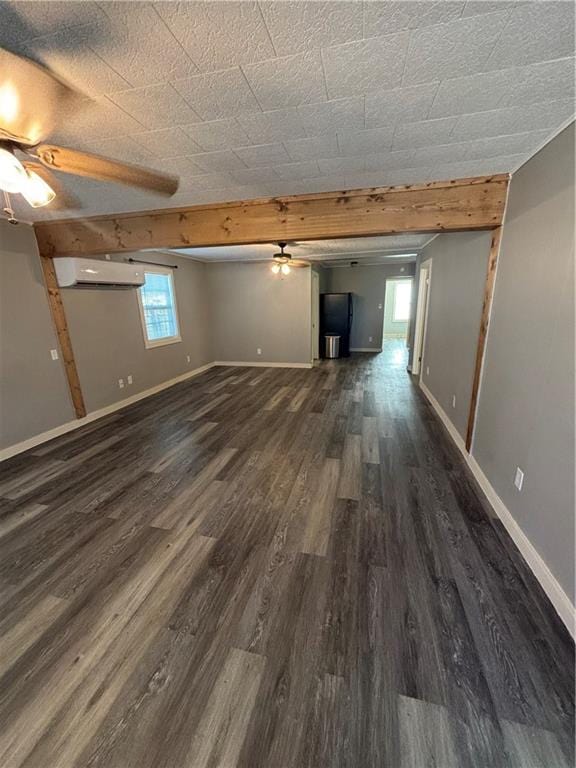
top-left (0, 342), bottom-right (573, 768)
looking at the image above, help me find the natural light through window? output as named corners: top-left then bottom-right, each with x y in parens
top-left (137, 268), bottom-right (181, 348)
top-left (393, 281), bottom-right (412, 322)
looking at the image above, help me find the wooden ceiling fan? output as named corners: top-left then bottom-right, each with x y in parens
top-left (270, 242), bottom-right (309, 274)
top-left (0, 48), bottom-right (179, 216)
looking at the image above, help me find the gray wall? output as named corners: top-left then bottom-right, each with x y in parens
top-left (0, 221), bottom-right (75, 450)
top-left (323, 263), bottom-right (415, 350)
top-left (316, 265), bottom-right (329, 293)
top-left (62, 251), bottom-right (212, 412)
top-left (420, 231), bottom-right (491, 439)
top-left (473, 124), bottom-right (575, 602)
top-left (206, 261), bottom-right (312, 364)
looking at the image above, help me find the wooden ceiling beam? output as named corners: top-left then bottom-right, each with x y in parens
top-left (34, 175), bottom-right (509, 258)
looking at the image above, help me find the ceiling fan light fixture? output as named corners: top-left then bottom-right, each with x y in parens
top-left (0, 82), bottom-right (20, 124)
top-left (0, 147), bottom-right (26, 193)
top-left (271, 263), bottom-right (280, 274)
top-left (20, 168), bottom-right (56, 207)
top-left (281, 263), bottom-right (290, 275)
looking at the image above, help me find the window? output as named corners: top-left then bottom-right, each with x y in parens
top-left (137, 267), bottom-right (181, 348)
top-left (393, 281), bottom-right (412, 322)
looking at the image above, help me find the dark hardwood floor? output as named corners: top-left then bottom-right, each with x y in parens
top-left (0, 342), bottom-right (573, 767)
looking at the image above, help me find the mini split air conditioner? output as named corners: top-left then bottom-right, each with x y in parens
top-left (54, 257), bottom-right (145, 289)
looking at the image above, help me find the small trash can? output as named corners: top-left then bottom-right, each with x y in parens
top-left (325, 334), bottom-right (341, 359)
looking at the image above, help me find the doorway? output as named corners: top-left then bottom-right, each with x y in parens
top-left (383, 278), bottom-right (413, 345)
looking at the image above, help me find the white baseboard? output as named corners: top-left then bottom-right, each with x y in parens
top-left (419, 380), bottom-right (575, 637)
top-left (420, 381), bottom-right (467, 452)
top-left (213, 360), bottom-right (313, 369)
top-left (0, 362), bottom-right (216, 462)
top-left (350, 347), bottom-right (382, 352)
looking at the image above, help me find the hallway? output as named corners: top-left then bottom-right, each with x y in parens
top-left (0, 344), bottom-right (573, 767)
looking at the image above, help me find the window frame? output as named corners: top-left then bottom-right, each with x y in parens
top-left (392, 280), bottom-right (412, 323)
top-left (137, 265), bottom-right (182, 350)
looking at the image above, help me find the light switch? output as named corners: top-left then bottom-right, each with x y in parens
top-left (50, 349), bottom-right (59, 361)
top-left (514, 467), bottom-right (524, 491)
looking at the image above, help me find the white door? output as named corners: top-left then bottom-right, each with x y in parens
top-left (412, 262), bottom-right (432, 377)
top-left (311, 271), bottom-right (320, 359)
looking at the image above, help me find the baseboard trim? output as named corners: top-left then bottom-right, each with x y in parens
top-left (0, 362), bottom-right (216, 462)
top-left (420, 381), bottom-right (467, 453)
top-left (350, 347), bottom-right (382, 352)
top-left (419, 380), bottom-right (575, 638)
top-left (213, 360), bottom-right (313, 369)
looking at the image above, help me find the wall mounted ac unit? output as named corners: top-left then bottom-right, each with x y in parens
top-left (54, 257), bottom-right (145, 289)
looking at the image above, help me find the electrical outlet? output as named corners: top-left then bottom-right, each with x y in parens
top-left (257, 348), bottom-right (262, 356)
top-left (378, 303), bottom-right (382, 310)
top-left (514, 467), bottom-right (524, 491)
top-left (452, 394), bottom-right (456, 409)
top-left (186, 355), bottom-right (191, 363)
top-left (127, 375), bottom-right (133, 385)
top-left (118, 378), bottom-right (124, 389)
top-left (369, 336), bottom-right (373, 342)
top-left (105, 254), bottom-right (111, 261)
top-left (50, 349), bottom-right (59, 361)
top-left (426, 366), bottom-right (430, 376)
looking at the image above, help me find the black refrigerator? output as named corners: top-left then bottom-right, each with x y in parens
top-left (320, 293), bottom-right (353, 358)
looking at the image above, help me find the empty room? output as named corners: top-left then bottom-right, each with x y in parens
top-left (0, 1), bottom-right (574, 766)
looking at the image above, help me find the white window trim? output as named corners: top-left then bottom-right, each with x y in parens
top-left (137, 265), bottom-right (182, 350)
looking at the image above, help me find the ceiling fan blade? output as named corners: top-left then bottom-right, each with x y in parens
top-left (291, 259), bottom-right (310, 268)
top-left (22, 162), bottom-right (82, 210)
top-left (0, 48), bottom-right (79, 145)
top-left (33, 144), bottom-right (179, 196)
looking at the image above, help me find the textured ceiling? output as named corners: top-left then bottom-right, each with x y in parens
top-left (2, 0), bottom-right (574, 221)
top-left (173, 233), bottom-right (432, 264)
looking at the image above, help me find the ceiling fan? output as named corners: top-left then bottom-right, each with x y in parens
top-left (0, 48), bottom-right (179, 218)
top-left (270, 242), bottom-right (309, 274)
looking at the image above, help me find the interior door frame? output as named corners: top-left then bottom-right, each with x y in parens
top-left (311, 270), bottom-right (320, 360)
top-left (413, 260), bottom-right (432, 380)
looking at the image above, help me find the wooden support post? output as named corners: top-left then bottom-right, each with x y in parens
top-left (465, 226), bottom-right (502, 452)
top-left (40, 255), bottom-right (86, 419)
